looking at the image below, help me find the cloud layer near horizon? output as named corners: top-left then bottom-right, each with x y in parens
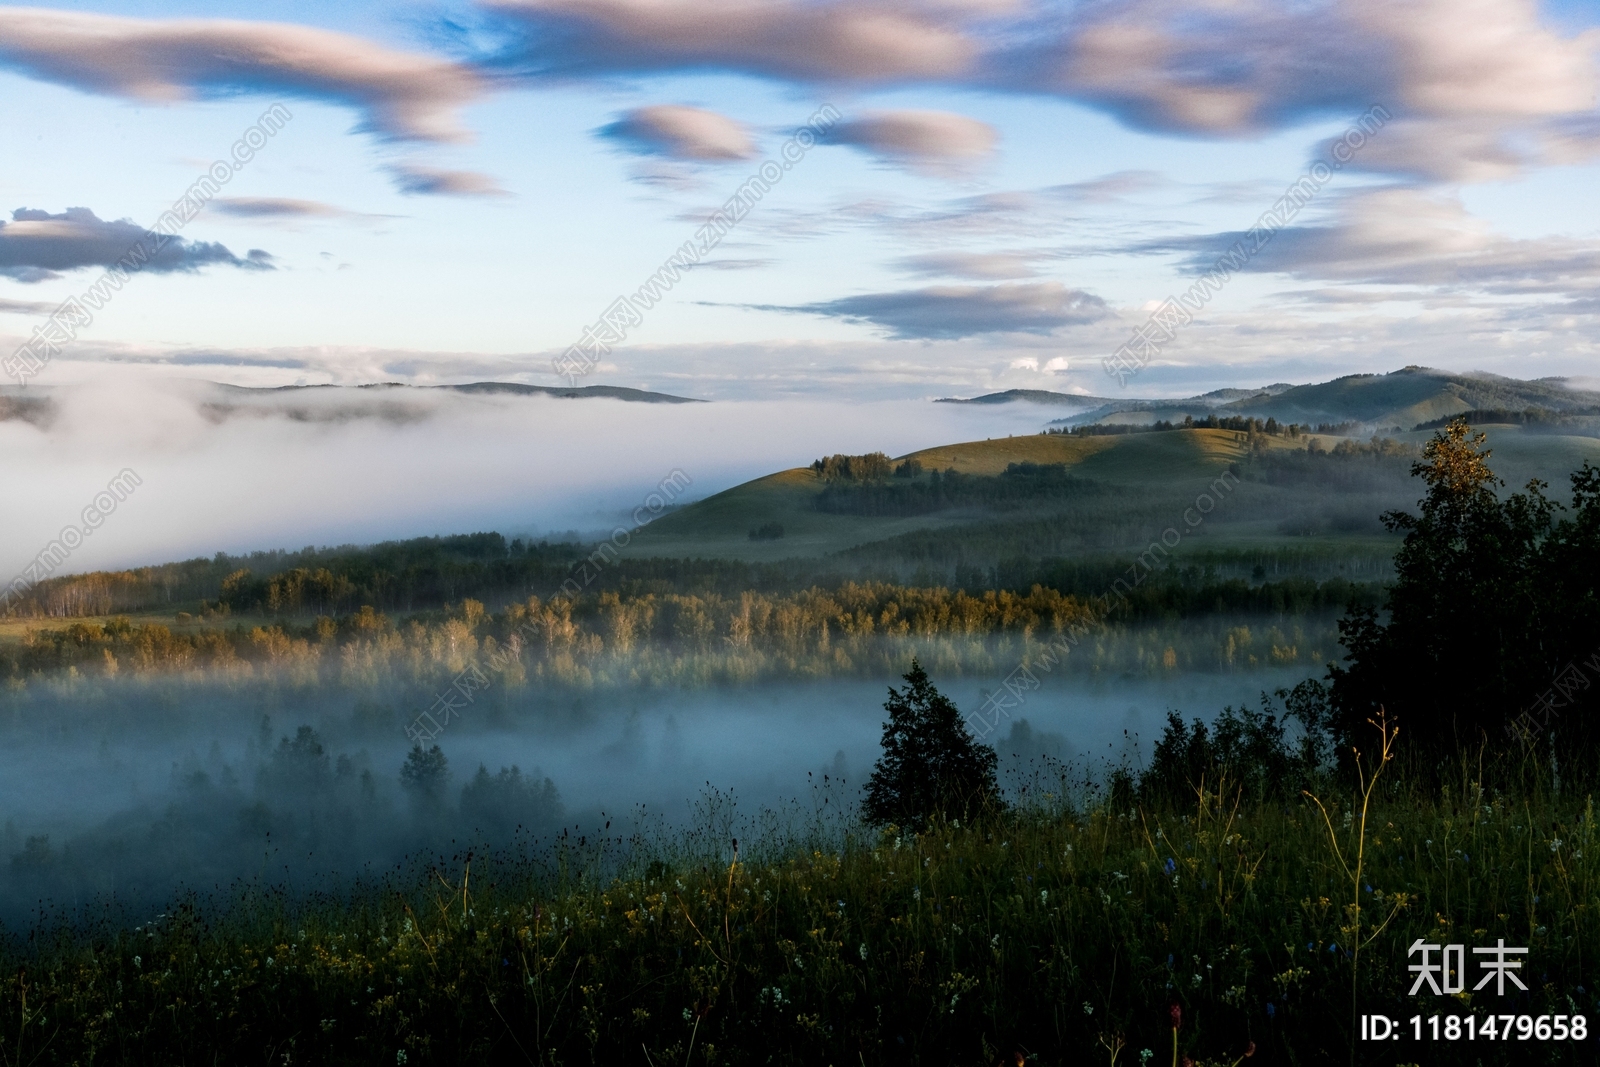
top-left (774, 282), bottom-right (1111, 340)
top-left (0, 377), bottom-right (1060, 579)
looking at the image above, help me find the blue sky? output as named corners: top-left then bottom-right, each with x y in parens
top-left (3, 0), bottom-right (1600, 401)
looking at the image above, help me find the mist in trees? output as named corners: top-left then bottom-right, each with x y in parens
top-left (0, 718), bottom-right (564, 926)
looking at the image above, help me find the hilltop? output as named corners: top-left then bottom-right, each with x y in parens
top-left (941, 368), bottom-right (1600, 432)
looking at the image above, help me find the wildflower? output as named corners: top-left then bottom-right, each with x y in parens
top-left (991, 934), bottom-right (1000, 950)
top-left (859, 943), bottom-right (868, 960)
top-left (1140, 1051), bottom-right (1153, 1065)
top-left (1040, 889), bottom-right (1048, 905)
top-left (133, 956), bottom-right (141, 969)
top-left (1164, 857), bottom-right (1177, 875)
top-left (397, 1052), bottom-right (408, 1066)
top-left (1266, 1002), bottom-right (1276, 1019)
top-left (1083, 1001), bottom-right (1093, 1015)
top-left (1170, 1004), bottom-right (1182, 1030)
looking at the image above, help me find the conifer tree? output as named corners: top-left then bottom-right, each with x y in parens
top-left (862, 659), bottom-right (1001, 829)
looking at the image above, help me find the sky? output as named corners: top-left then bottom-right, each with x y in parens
top-left (3, 0), bottom-right (1600, 404)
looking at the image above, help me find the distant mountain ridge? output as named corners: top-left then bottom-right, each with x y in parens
top-left (941, 368), bottom-right (1600, 430)
top-left (223, 381), bottom-right (703, 404)
top-left (0, 380), bottom-right (704, 429)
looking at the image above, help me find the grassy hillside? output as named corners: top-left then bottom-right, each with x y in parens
top-left (628, 429), bottom-right (1269, 561)
top-left (10, 418), bottom-right (1598, 625)
top-left (629, 421), bottom-right (1600, 581)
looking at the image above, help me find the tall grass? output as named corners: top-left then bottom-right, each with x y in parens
top-left (0, 747), bottom-right (1595, 1065)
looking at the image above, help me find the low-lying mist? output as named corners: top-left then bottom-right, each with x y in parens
top-left (0, 373), bottom-right (1060, 580)
top-left (0, 633), bottom-right (1320, 926)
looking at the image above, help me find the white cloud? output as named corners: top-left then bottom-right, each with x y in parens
top-left (385, 163), bottom-right (510, 197)
top-left (0, 7), bottom-right (483, 142)
top-left (825, 109), bottom-right (997, 171)
top-left (601, 105), bottom-right (756, 161)
top-left (482, 0), bottom-right (983, 82)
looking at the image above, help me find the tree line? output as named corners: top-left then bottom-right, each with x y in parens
top-left (814, 462), bottom-right (1107, 518)
top-left (1329, 420), bottom-right (1600, 767)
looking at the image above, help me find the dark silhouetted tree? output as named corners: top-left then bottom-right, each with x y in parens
top-left (1328, 419), bottom-right (1594, 763)
top-left (400, 744), bottom-right (450, 803)
top-left (862, 659), bottom-right (1000, 829)
top-left (459, 764), bottom-right (563, 841)
top-left (261, 725), bottom-right (331, 794)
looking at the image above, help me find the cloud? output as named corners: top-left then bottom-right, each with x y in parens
top-left (774, 282), bottom-right (1110, 339)
top-left (0, 207), bottom-right (272, 283)
top-left (897, 251), bottom-right (1047, 279)
top-left (0, 297), bottom-right (54, 316)
top-left (825, 109), bottom-right (997, 167)
top-left (1009, 354), bottom-right (1070, 373)
top-left (386, 164), bottom-right (509, 197)
top-left (1020, 0), bottom-right (1600, 181)
top-left (469, 0), bottom-right (1600, 185)
top-left (0, 7), bottom-right (483, 142)
top-left (600, 104), bottom-right (756, 160)
top-left (480, 0), bottom-right (983, 82)
top-left (210, 197), bottom-right (385, 222)
top-left (1034, 0), bottom-right (1597, 130)
top-left (1139, 188), bottom-right (1600, 321)
top-left (686, 258), bottom-right (773, 272)
top-left (1044, 170), bottom-right (1165, 203)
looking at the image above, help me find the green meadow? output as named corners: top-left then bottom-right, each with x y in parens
top-left (0, 743), bottom-right (1592, 1066)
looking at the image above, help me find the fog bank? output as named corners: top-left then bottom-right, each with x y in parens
top-left (0, 373), bottom-right (1062, 579)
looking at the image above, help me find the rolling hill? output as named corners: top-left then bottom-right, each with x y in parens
top-left (942, 368), bottom-right (1600, 433)
top-left (629, 428), bottom-right (1328, 563)
top-left (627, 418), bottom-right (1600, 571)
